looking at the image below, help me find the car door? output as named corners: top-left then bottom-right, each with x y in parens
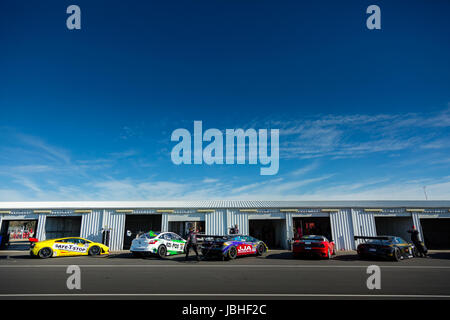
top-left (170, 233), bottom-right (185, 253)
top-left (159, 233), bottom-right (172, 251)
top-left (65, 238), bottom-right (89, 256)
top-left (52, 238), bottom-right (70, 256)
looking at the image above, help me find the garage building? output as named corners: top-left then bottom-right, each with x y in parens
top-left (0, 201), bottom-right (449, 251)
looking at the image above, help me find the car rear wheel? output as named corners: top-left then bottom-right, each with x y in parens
top-left (89, 246), bottom-right (101, 256)
top-left (38, 247), bottom-right (53, 259)
top-left (256, 244), bottom-right (265, 256)
top-left (157, 245), bottom-right (167, 258)
top-left (227, 246), bottom-right (237, 260)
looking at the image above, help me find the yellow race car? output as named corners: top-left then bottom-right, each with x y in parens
top-left (30, 237), bottom-right (109, 258)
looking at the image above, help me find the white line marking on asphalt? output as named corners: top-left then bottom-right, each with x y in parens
top-left (1, 264), bottom-right (450, 269)
top-left (0, 293), bottom-right (450, 298)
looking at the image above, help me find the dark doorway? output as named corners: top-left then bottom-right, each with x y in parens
top-left (249, 219), bottom-right (285, 249)
top-left (420, 219), bottom-right (450, 249)
top-left (0, 220), bottom-right (38, 250)
top-left (292, 217), bottom-right (332, 241)
top-left (375, 216), bottom-right (413, 241)
top-left (169, 221), bottom-right (205, 239)
top-left (45, 216), bottom-right (82, 239)
top-left (123, 214), bottom-right (162, 249)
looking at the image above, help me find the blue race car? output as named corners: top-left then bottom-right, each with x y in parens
top-left (200, 234), bottom-right (268, 260)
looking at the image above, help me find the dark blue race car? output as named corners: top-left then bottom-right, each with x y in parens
top-left (355, 236), bottom-right (416, 261)
top-left (200, 234), bottom-right (268, 260)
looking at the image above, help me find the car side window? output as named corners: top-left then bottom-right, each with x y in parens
top-left (67, 238), bottom-right (85, 245)
top-left (162, 233), bottom-right (172, 240)
top-left (171, 233), bottom-right (182, 241)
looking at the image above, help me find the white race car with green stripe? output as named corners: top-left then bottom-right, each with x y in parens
top-left (130, 231), bottom-right (187, 258)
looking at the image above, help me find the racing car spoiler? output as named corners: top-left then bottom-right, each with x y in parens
top-left (197, 235), bottom-right (229, 239)
top-left (354, 236), bottom-right (390, 241)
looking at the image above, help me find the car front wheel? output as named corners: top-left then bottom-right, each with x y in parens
top-left (393, 248), bottom-right (401, 262)
top-left (256, 244), bottom-right (265, 256)
top-left (89, 246), bottom-right (101, 256)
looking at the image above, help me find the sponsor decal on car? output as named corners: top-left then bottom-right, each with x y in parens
top-left (237, 244), bottom-right (255, 255)
top-left (53, 243), bottom-right (88, 253)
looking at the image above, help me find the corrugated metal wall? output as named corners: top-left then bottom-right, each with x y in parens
top-left (227, 210), bottom-right (249, 235)
top-left (36, 214), bottom-right (47, 241)
top-left (351, 209), bottom-right (377, 247)
top-left (285, 213), bottom-right (294, 250)
top-left (102, 210), bottom-right (125, 251)
top-left (80, 210), bottom-right (103, 243)
top-left (330, 209), bottom-right (355, 250)
top-left (205, 210), bottom-right (227, 235)
top-left (412, 212), bottom-right (424, 242)
top-left (161, 213), bottom-right (169, 232)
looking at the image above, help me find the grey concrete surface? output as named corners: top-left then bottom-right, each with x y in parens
top-left (1, 250), bottom-right (450, 299)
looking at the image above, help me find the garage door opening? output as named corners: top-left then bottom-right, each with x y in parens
top-left (375, 217), bottom-right (413, 241)
top-left (420, 219), bottom-right (450, 249)
top-left (45, 216), bottom-right (81, 240)
top-left (123, 214), bottom-right (162, 249)
top-left (0, 220), bottom-right (38, 250)
top-left (292, 217), bottom-right (332, 241)
top-left (169, 221), bottom-right (205, 239)
top-left (249, 219), bottom-right (285, 249)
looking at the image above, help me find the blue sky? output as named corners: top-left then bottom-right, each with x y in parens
top-left (0, 0), bottom-right (449, 201)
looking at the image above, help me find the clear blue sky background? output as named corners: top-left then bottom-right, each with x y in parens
top-left (0, 0), bottom-right (449, 200)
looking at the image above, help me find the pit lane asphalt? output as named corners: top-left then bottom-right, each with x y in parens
top-left (1, 250), bottom-right (450, 299)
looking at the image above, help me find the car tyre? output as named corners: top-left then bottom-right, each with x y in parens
top-left (38, 247), bottom-right (53, 259)
top-left (256, 244), bottom-right (265, 256)
top-left (157, 245), bottom-right (167, 258)
top-left (393, 248), bottom-right (401, 262)
top-left (88, 246), bottom-right (101, 256)
top-left (227, 246), bottom-right (237, 260)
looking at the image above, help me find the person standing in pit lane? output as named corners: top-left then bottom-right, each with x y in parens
top-left (185, 227), bottom-right (200, 261)
top-left (408, 225), bottom-right (428, 257)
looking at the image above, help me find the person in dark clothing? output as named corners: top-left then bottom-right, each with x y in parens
top-left (185, 227), bottom-right (200, 261)
top-left (408, 225), bottom-right (428, 257)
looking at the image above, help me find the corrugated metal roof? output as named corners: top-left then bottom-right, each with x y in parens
top-left (0, 200), bottom-right (449, 209)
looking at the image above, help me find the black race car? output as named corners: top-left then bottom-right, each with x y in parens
top-left (355, 236), bottom-right (416, 261)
